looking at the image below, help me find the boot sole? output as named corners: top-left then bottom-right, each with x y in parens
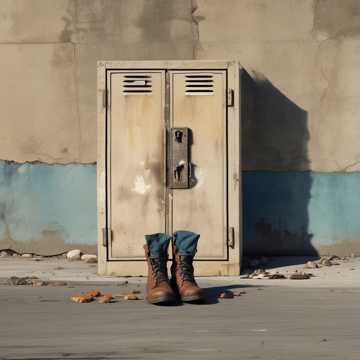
top-left (147, 295), bottom-right (177, 305)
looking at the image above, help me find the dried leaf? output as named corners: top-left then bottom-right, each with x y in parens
top-left (98, 295), bottom-right (113, 304)
top-left (84, 290), bottom-right (102, 298)
top-left (71, 295), bottom-right (94, 303)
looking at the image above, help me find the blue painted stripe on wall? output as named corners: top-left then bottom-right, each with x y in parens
top-left (1, 161), bottom-right (360, 255)
top-left (0, 161), bottom-right (97, 245)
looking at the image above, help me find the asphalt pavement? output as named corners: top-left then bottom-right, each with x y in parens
top-left (1, 281), bottom-right (360, 360)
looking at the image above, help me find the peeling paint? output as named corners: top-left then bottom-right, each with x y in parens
top-left (131, 175), bottom-right (151, 195)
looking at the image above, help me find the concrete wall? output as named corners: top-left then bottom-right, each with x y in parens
top-left (194, 0), bottom-right (360, 255)
top-left (1, 0), bottom-right (360, 255)
top-left (0, 0), bottom-right (194, 254)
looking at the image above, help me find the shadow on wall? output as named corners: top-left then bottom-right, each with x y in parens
top-left (241, 71), bottom-right (317, 256)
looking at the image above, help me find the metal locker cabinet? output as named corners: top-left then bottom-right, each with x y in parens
top-left (97, 61), bottom-right (241, 276)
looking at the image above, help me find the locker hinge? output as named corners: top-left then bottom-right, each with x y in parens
top-left (227, 89), bottom-right (234, 107)
top-left (228, 227), bottom-right (235, 249)
top-left (102, 227), bottom-right (112, 247)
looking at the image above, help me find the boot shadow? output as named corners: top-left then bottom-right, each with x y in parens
top-left (151, 299), bottom-right (184, 307)
top-left (195, 284), bottom-right (258, 305)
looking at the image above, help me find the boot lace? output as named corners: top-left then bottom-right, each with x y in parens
top-left (178, 256), bottom-right (195, 283)
top-left (150, 258), bottom-right (168, 285)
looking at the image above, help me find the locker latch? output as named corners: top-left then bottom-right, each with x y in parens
top-left (168, 128), bottom-right (191, 189)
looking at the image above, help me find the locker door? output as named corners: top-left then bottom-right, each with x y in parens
top-left (169, 71), bottom-right (228, 260)
top-left (108, 71), bottom-right (166, 259)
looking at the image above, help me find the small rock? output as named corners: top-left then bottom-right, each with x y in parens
top-left (124, 293), bottom-right (140, 300)
top-left (0, 251), bottom-right (10, 257)
top-left (289, 271), bottom-right (311, 280)
top-left (249, 269), bottom-right (270, 279)
top-left (304, 261), bottom-right (319, 269)
top-left (328, 255), bottom-right (340, 261)
top-left (66, 249), bottom-right (82, 261)
top-left (268, 272), bottom-right (286, 279)
top-left (81, 254), bottom-right (98, 263)
top-left (22, 253), bottom-right (33, 258)
top-left (32, 279), bottom-right (48, 287)
top-left (218, 290), bottom-right (234, 299)
top-left (321, 258), bottom-right (333, 267)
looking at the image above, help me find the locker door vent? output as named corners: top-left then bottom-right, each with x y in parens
top-left (185, 74), bottom-right (214, 95)
top-left (123, 75), bottom-right (152, 94)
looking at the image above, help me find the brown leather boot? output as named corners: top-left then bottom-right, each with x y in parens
top-left (171, 250), bottom-right (204, 302)
top-left (144, 245), bottom-right (177, 304)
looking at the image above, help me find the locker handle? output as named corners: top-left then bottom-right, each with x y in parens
top-left (169, 127), bottom-right (191, 189)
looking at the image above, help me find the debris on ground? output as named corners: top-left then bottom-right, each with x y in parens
top-left (114, 289), bottom-right (142, 300)
top-left (66, 249), bottom-right (82, 261)
top-left (85, 290), bottom-right (102, 298)
top-left (7, 276), bottom-right (41, 286)
top-left (6, 276), bottom-right (69, 287)
top-left (218, 290), bottom-right (234, 299)
top-left (71, 289), bottom-right (102, 303)
top-left (247, 269), bottom-right (288, 279)
top-left (81, 254), bottom-right (98, 263)
top-left (71, 294), bottom-right (94, 303)
top-left (0, 249), bottom-right (18, 257)
top-left (97, 294), bottom-right (114, 304)
top-left (268, 272), bottom-right (286, 279)
top-left (70, 288), bottom-right (143, 303)
top-left (304, 261), bottom-right (320, 269)
top-left (32, 279), bottom-right (49, 287)
top-left (21, 253), bottom-right (33, 258)
top-left (248, 269), bottom-right (270, 279)
top-left (319, 256), bottom-right (341, 267)
top-left (289, 270), bottom-right (312, 280)
top-left (124, 293), bottom-right (140, 300)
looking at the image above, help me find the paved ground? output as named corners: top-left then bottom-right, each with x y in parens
top-left (1, 257), bottom-right (360, 359)
top-left (1, 283), bottom-right (360, 360)
top-left (1, 255), bottom-right (360, 287)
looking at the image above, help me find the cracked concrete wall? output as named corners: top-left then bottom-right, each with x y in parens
top-left (0, 0), bottom-right (194, 163)
top-left (1, 0), bottom-right (360, 256)
top-left (194, 0), bottom-right (360, 172)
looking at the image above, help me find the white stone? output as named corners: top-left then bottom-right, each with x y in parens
top-left (66, 249), bottom-right (82, 261)
top-left (22, 253), bottom-right (33, 258)
top-left (81, 254), bottom-right (97, 263)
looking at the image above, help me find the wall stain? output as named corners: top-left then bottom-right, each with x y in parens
top-left (314, 0), bottom-right (360, 39)
top-left (248, 219), bottom-right (315, 256)
top-left (59, 0), bottom-right (76, 42)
